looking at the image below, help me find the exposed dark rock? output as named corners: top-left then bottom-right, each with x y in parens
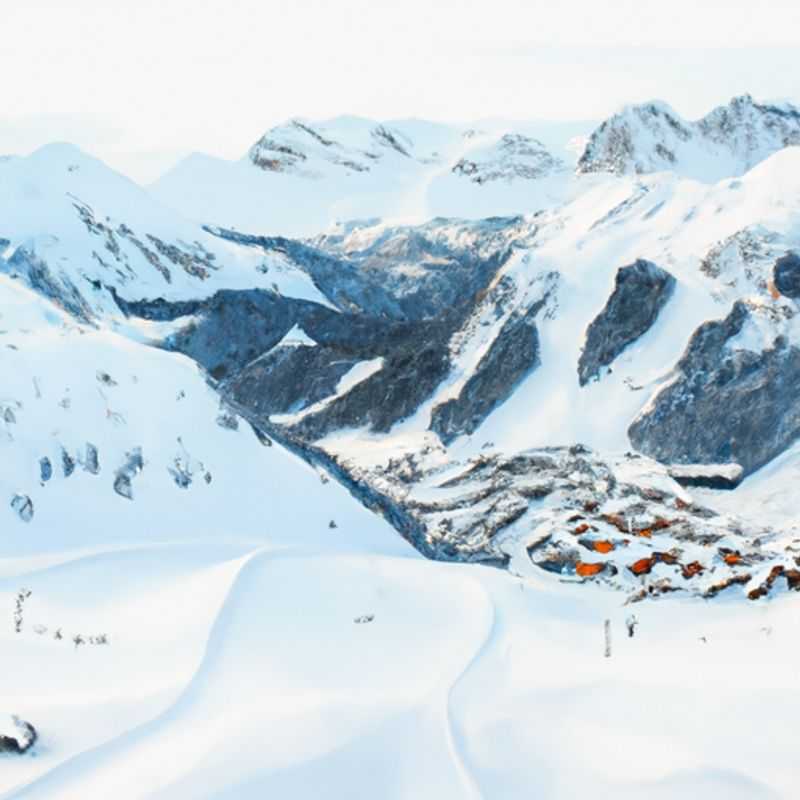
top-left (109, 219), bottom-right (528, 444)
top-left (96, 370), bottom-right (118, 387)
top-left (161, 289), bottom-right (297, 378)
top-left (228, 344), bottom-right (359, 418)
top-left (109, 289), bottom-right (202, 321)
top-left (204, 230), bottom-right (407, 319)
top-left (39, 457), bottom-right (52, 483)
top-left (451, 134), bottom-right (565, 184)
top-left (629, 301), bottom-right (800, 475)
top-left (10, 494), bottom-right (33, 522)
top-left (117, 288), bottom-right (408, 382)
top-left (211, 218), bottom-right (522, 322)
top-left (215, 410), bottom-right (239, 430)
top-left (4, 248), bottom-right (94, 323)
top-left (372, 125), bottom-right (411, 157)
top-left (578, 260), bottom-right (676, 385)
top-left (284, 316), bottom-right (457, 439)
top-left (249, 423), bottom-right (272, 447)
top-left (83, 442), bottom-right (100, 475)
top-left (61, 447), bottom-right (76, 477)
top-left (168, 457), bottom-right (192, 489)
top-left (113, 447), bottom-right (143, 500)
top-left (0, 716), bottom-right (37, 754)
top-left (773, 252), bottom-right (800, 298)
top-left (430, 297), bottom-right (546, 444)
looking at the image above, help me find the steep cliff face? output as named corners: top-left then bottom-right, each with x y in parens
top-left (629, 301), bottom-right (800, 476)
top-left (429, 296), bottom-right (547, 444)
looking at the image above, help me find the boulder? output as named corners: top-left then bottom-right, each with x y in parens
top-left (0, 715), bottom-right (37, 754)
top-left (773, 251), bottom-right (800, 298)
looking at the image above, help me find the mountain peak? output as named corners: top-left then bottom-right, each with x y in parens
top-left (578, 94), bottom-right (800, 181)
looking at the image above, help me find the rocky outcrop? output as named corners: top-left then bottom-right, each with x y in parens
top-left (308, 216), bottom-right (531, 320)
top-left (452, 134), bottom-right (565, 184)
top-left (667, 463), bottom-right (744, 490)
top-left (206, 229), bottom-right (409, 319)
top-left (247, 119), bottom-right (418, 176)
top-left (83, 443), bottom-right (100, 475)
top-left (282, 315), bottom-right (459, 439)
top-left (114, 219), bottom-right (529, 441)
top-left (228, 345), bottom-right (360, 418)
top-left (4, 248), bottom-right (94, 323)
top-left (10, 494), bottom-right (34, 522)
top-left (113, 448), bottom-right (144, 500)
top-left (773, 252), bottom-right (800, 298)
top-left (430, 298), bottom-right (546, 443)
top-left (578, 260), bottom-right (675, 385)
top-left (628, 301), bottom-right (800, 475)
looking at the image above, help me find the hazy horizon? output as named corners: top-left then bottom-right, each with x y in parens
top-left (4, 0), bottom-right (800, 181)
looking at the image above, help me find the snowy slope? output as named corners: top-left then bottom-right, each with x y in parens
top-left (0, 276), bottom-right (403, 558)
top-left (0, 143), bottom-right (329, 320)
top-left (4, 511), bottom-right (799, 799)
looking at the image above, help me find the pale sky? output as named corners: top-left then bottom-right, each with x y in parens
top-left (3, 0), bottom-right (800, 182)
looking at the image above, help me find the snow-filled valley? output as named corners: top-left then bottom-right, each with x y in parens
top-left (2, 94), bottom-right (800, 798)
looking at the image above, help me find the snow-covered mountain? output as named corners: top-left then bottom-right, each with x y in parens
top-left (6, 130), bottom-right (800, 600)
top-left (3, 96), bottom-right (800, 798)
top-left (247, 117), bottom-right (441, 176)
top-left (578, 94), bottom-right (800, 180)
top-left (151, 116), bottom-right (590, 235)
